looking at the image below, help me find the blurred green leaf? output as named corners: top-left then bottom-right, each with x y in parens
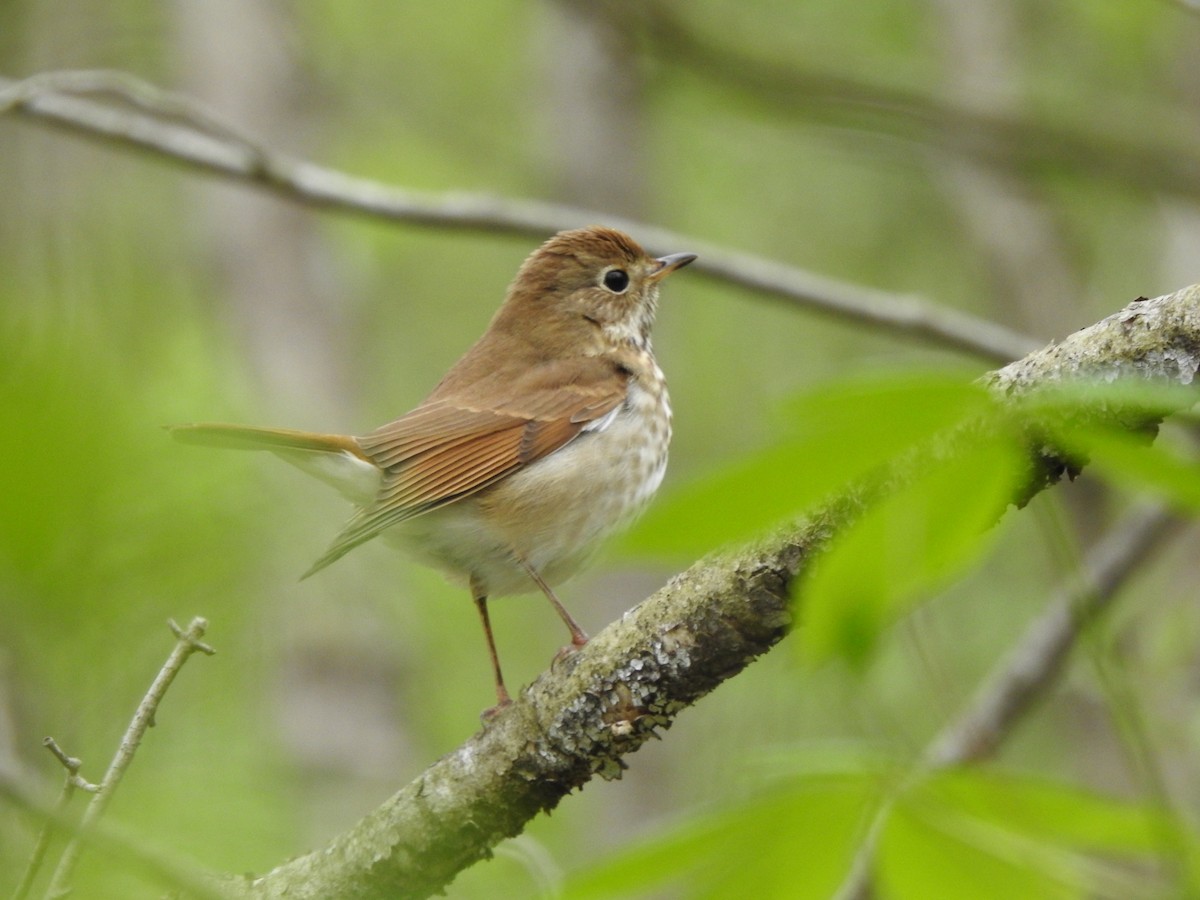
top-left (877, 769), bottom-right (1191, 899)
top-left (623, 370), bottom-right (992, 558)
top-left (920, 769), bottom-right (1186, 853)
top-left (799, 434), bottom-right (1022, 665)
top-left (1059, 425), bottom-right (1200, 510)
top-left (879, 803), bottom-right (1080, 900)
top-left (1018, 379), bottom-right (1195, 424)
top-left (562, 768), bottom-right (883, 900)
top-left (564, 762), bottom-right (1193, 900)
top-left (1012, 378), bottom-right (1200, 508)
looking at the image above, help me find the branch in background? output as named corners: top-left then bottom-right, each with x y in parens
top-left (925, 503), bottom-right (1180, 767)
top-left (834, 503), bottom-right (1183, 900)
top-left (0, 775), bottom-right (231, 900)
top-left (43, 617), bottom-right (215, 899)
top-left (236, 287), bottom-right (1200, 899)
top-left (0, 70), bottom-right (1037, 363)
top-left (636, 2), bottom-right (1200, 203)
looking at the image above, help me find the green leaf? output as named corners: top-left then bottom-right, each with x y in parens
top-left (799, 435), bottom-right (1022, 666)
top-left (921, 769), bottom-right (1180, 853)
top-left (1018, 379), bottom-right (1195, 424)
top-left (561, 770), bottom-right (882, 900)
top-left (877, 769), bottom-right (1192, 899)
top-left (1007, 377), bottom-right (1200, 508)
top-left (622, 370), bottom-right (993, 559)
top-left (879, 802), bottom-right (1080, 900)
top-left (1062, 424), bottom-right (1200, 509)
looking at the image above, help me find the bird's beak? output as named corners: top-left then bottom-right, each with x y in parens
top-left (648, 252), bottom-right (698, 283)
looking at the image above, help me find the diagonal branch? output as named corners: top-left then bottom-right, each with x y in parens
top-left (235, 286), bottom-right (1200, 899)
top-left (924, 503), bottom-right (1182, 768)
top-left (238, 512), bottom-right (829, 899)
top-left (834, 502), bottom-right (1184, 900)
top-left (0, 70), bottom-right (1037, 363)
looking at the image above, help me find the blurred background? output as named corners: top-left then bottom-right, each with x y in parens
top-left (3, 0), bottom-right (1200, 897)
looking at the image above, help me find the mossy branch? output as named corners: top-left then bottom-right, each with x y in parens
top-left (238, 288), bottom-right (1199, 898)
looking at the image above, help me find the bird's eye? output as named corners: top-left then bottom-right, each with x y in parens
top-left (602, 269), bottom-right (630, 293)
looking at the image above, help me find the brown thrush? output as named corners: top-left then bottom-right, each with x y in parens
top-left (172, 226), bottom-right (696, 709)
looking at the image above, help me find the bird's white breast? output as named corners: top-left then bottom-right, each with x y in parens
top-left (387, 360), bottom-right (671, 597)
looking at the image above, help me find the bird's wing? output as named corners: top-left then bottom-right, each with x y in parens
top-left (303, 356), bottom-right (629, 577)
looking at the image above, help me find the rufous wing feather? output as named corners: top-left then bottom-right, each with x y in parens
top-left (302, 357), bottom-right (631, 577)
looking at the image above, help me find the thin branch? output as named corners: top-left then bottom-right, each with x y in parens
top-left (12, 739), bottom-right (96, 900)
top-left (925, 504), bottom-right (1180, 767)
top-left (0, 69), bottom-right (260, 146)
top-left (0, 776), bottom-right (231, 900)
top-left (834, 503), bottom-right (1182, 900)
top-left (44, 617), bottom-right (215, 899)
top-left (233, 285), bottom-right (1200, 899)
top-left (40, 737), bottom-right (99, 793)
top-left (637, 2), bottom-right (1200, 202)
top-left (0, 70), bottom-right (1037, 363)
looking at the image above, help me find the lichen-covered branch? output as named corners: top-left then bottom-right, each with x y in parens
top-left (236, 503), bottom-right (840, 899)
top-left (238, 287), bottom-right (1200, 899)
top-left (986, 288), bottom-right (1200, 392)
top-left (986, 287), bottom-right (1200, 501)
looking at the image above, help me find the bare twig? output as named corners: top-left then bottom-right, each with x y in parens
top-left (0, 69), bottom-right (1038, 363)
top-left (833, 504), bottom-right (1183, 900)
top-left (12, 739), bottom-right (96, 900)
top-left (0, 69), bottom-right (259, 146)
top-left (43, 617), bottom-right (215, 899)
top-left (925, 504), bottom-right (1180, 766)
top-left (1, 775), bottom-right (232, 900)
top-left (40, 737), bottom-right (99, 793)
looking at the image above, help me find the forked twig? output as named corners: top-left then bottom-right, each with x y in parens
top-left (11, 739), bottom-right (96, 900)
top-left (42, 617), bottom-right (215, 899)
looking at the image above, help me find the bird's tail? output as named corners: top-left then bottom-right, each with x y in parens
top-left (168, 423), bottom-right (365, 457)
top-left (168, 422), bottom-right (381, 510)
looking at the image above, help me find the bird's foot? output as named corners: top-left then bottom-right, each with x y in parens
top-left (480, 696), bottom-right (513, 723)
top-left (551, 634), bottom-right (589, 670)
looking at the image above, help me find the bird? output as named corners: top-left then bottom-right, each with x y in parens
top-left (171, 225), bottom-right (696, 711)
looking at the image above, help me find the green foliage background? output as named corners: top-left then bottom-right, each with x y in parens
top-left (3, 1), bottom-right (1200, 897)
